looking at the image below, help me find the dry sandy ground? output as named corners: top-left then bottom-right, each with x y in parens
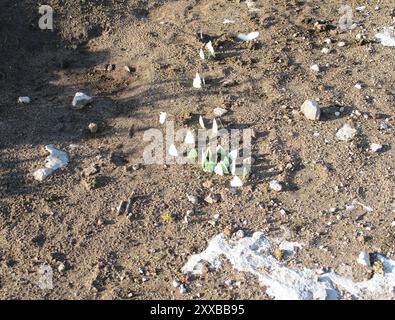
top-left (0, 0), bottom-right (394, 299)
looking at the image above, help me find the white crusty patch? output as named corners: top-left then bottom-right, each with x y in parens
top-left (182, 232), bottom-right (395, 300)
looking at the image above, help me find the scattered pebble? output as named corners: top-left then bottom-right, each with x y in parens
top-left (204, 193), bottom-right (220, 204)
top-left (321, 48), bottom-right (331, 54)
top-left (355, 83), bottom-right (362, 90)
top-left (58, 263), bottom-right (65, 273)
top-left (18, 96), bottom-right (31, 104)
top-left (187, 194), bottom-right (199, 205)
top-left (380, 123), bottom-right (389, 130)
top-left (179, 284), bottom-right (187, 294)
top-left (310, 64), bottom-right (320, 72)
top-left (357, 251), bottom-right (371, 267)
top-left (72, 92), bottom-right (92, 109)
top-left (337, 41), bottom-right (346, 47)
top-left (88, 123), bottom-right (98, 133)
top-left (301, 99), bottom-right (321, 121)
top-left (370, 143), bottom-right (383, 153)
top-left (269, 180), bottom-right (283, 192)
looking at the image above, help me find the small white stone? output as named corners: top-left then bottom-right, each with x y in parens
top-left (380, 123), bottom-right (389, 130)
top-left (370, 143), bottom-right (383, 152)
top-left (58, 263), bottom-right (65, 272)
top-left (355, 83), bottom-right (362, 90)
top-left (357, 251), bottom-right (371, 267)
top-left (172, 280), bottom-right (180, 288)
top-left (269, 180), bottom-right (283, 192)
top-left (88, 123), bottom-right (98, 133)
top-left (179, 284), bottom-right (187, 294)
top-left (72, 92), bottom-right (92, 108)
top-left (336, 124), bottom-right (357, 142)
top-left (321, 48), bottom-right (331, 54)
top-left (324, 38), bottom-right (332, 44)
top-left (310, 64), bottom-right (320, 72)
top-left (301, 99), bottom-right (321, 121)
top-left (187, 194), bottom-right (199, 205)
top-left (335, 111), bottom-right (340, 117)
top-left (18, 96), bottom-right (31, 104)
top-left (338, 41), bottom-right (346, 47)
top-left (391, 221), bottom-right (395, 227)
top-left (33, 168), bottom-right (54, 182)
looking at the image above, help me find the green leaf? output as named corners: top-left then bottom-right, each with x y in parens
top-left (188, 148), bottom-right (198, 159)
top-left (203, 160), bottom-right (216, 173)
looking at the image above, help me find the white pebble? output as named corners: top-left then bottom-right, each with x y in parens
top-left (172, 280), bottom-right (180, 288)
top-left (18, 96), bottom-right (31, 104)
top-left (301, 99), bottom-right (321, 121)
top-left (179, 284), bottom-right (187, 294)
top-left (72, 92), bottom-right (92, 108)
top-left (310, 64), bottom-right (320, 72)
top-left (269, 180), bottom-right (283, 192)
top-left (357, 251), bottom-right (371, 267)
top-left (370, 143), bottom-right (383, 152)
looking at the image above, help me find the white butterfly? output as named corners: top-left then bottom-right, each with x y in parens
top-left (206, 41), bottom-right (215, 58)
top-left (193, 72), bottom-right (203, 89)
top-left (230, 176), bottom-right (243, 187)
top-left (199, 48), bottom-right (205, 60)
top-left (159, 112), bottom-right (167, 124)
top-left (237, 31), bottom-right (259, 41)
top-left (212, 118), bottom-right (218, 134)
top-left (199, 115), bottom-right (206, 129)
top-left (185, 130), bottom-right (195, 144)
top-left (169, 144), bottom-right (178, 157)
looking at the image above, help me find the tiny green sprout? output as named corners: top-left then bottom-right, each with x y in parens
top-left (188, 148), bottom-right (198, 160)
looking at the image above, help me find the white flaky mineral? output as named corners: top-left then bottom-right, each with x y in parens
top-left (301, 99), bottom-right (321, 121)
top-left (375, 28), bottom-right (395, 47)
top-left (336, 124), bottom-right (357, 141)
top-left (33, 145), bottom-right (69, 182)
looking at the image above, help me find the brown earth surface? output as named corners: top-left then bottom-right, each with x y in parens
top-left (0, 0), bottom-right (394, 299)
